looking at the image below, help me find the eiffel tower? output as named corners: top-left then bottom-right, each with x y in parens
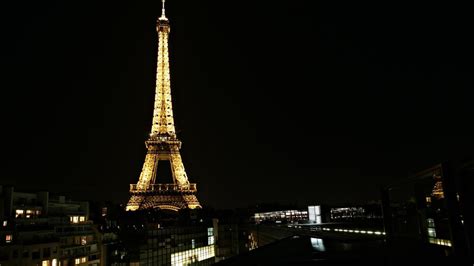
top-left (126, 0), bottom-right (201, 211)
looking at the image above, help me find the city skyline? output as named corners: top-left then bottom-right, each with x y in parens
top-left (1, 1), bottom-right (473, 208)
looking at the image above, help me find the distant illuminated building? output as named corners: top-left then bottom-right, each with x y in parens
top-left (308, 205), bottom-right (322, 224)
top-left (330, 207), bottom-right (365, 220)
top-left (253, 210), bottom-right (308, 224)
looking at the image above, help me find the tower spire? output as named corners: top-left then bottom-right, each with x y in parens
top-left (160, 0), bottom-right (167, 20)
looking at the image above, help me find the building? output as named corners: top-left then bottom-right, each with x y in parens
top-left (0, 186), bottom-right (100, 266)
top-left (98, 209), bottom-right (217, 265)
top-left (328, 203), bottom-right (382, 222)
top-left (253, 210), bottom-right (308, 224)
top-left (382, 160), bottom-right (474, 263)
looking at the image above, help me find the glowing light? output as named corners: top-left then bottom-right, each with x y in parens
top-left (431, 175), bottom-right (445, 199)
top-left (208, 236), bottom-right (215, 245)
top-left (81, 236), bottom-right (87, 245)
top-left (428, 228), bottom-right (436, 238)
top-left (310, 238), bottom-right (326, 252)
top-left (15, 210), bottom-right (24, 218)
top-left (308, 205), bottom-right (322, 224)
top-left (428, 238), bottom-right (452, 247)
top-left (171, 245), bottom-right (215, 265)
top-left (126, 205), bottom-right (139, 211)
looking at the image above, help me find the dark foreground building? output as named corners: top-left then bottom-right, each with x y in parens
top-left (99, 208), bottom-right (262, 265)
top-left (101, 210), bottom-right (217, 265)
top-left (382, 160), bottom-right (473, 264)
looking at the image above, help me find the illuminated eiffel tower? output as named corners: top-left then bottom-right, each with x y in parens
top-left (126, 0), bottom-right (201, 211)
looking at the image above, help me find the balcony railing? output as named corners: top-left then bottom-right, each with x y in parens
top-left (130, 183), bottom-right (197, 193)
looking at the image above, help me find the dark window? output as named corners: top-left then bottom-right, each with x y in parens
top-left (31, 250), bottom-right (40, 259)
top-left (43, 248), bottom-right (51, 258)
top-left (12, 250), bottom-right (18, 258)
top-left (22, 250), bottom-right (29, 258)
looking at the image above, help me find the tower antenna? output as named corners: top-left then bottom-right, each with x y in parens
top-left (160, 0), bottom-right (167, 19)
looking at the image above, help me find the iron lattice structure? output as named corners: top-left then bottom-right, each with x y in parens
top-left (126, 1), bottom-right (201, 211)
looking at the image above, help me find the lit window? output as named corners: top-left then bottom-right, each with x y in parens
top-left (191, 239), bottom-right (195, 249)
top-left (42, 260), bottom-right (51, 266)
top-left (52, 259), bottom-right (57, 266)
top-left (208, 236), bottom-right (215, 245)
top-left (36, 210), bottom-right (42, 215)
top-left (2, 220), bottom-right (7, 227)
top-left (71, 216), bottom-right (79, 224)
top-left (6, 234), bottom-right (13, 243)
top-left (26, 210), bottom-right (34, 214)
top-left (310, 237), bottom-right (325, 252)
top-left (171, 245), bottom-right (215, 265)
top-left (75, 258), bottom-right (81, 265)
top-left (426, 197), bottom-right (431, 203)
top-left (428, 228), bottom-right (436, 237)
top-left (81, 257), bottom-right (87, 263)
top-left (15, 210), bottom-right (24, 218)
top-left (308, 206), bottom-right (322, 224)
top-left (427, 218), bottom-right (435, 228)
top-left (79, 216), bottom-right (86, 222)
top-left (81, 236), bottom-right (87, 245)
top-left (207, 227), bottom-right (214, 236)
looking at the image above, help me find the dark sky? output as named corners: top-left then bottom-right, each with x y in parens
top-left (1, 1), bottom-right (473, 208)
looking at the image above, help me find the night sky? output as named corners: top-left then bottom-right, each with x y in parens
top-left (1, 1), bottom-right (473, 209)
